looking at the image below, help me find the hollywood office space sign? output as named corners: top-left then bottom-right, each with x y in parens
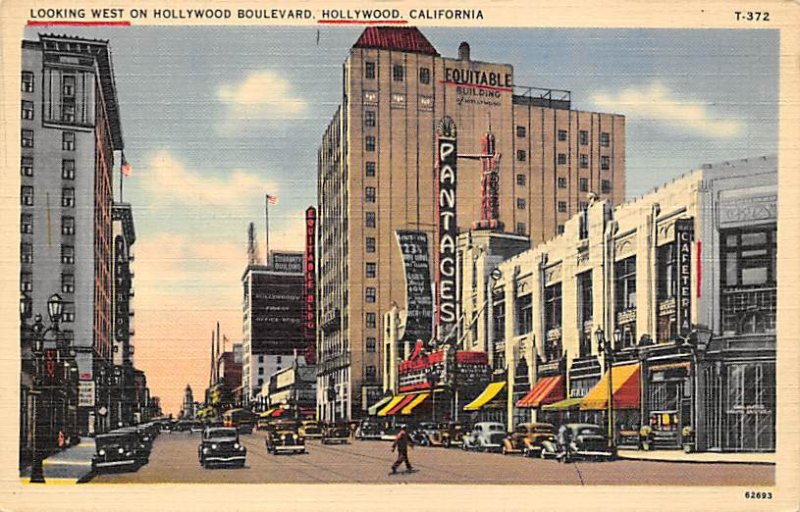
top-left (675, 218), bottom-right (694, 336)
top-left (395, 230), bottom-right (434, 344)
top-left (437, 116), bottom-right (458, 332)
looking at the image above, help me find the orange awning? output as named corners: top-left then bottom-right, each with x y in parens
top-left (386, 394), bottom-right (417, 416)
top-left (516, 375), bottom-right (565, 408)
top-left (580, 363), bottom-right (641, 411)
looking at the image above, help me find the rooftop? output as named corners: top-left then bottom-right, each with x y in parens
top-left (353, 27), bottom-right (439, 56)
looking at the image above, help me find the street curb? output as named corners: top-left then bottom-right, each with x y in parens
top-left (76, 471), bottom-right (95, 484)
top-left (617, 455), bottom-right (775, 466)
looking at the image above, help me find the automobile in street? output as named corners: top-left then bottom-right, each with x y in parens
top-left (91, 431), bottom-right (142, 473)
top-left (380, 423), bottom-right (405, 441)
top-left (427, 422), bottom-right (464, 448)
top-left (173, 420), bottom-right (192, 432)
top-left (462, 422), bottom-right (506, 452)
top-left (354, 419), bottom-right (383, 440)
top-left (189, 421), bottom-right (204, 434)
top-left (265, 420), bottom-right (306, 454)
top-left (321, 423), bottom-right (350, 445)
top-left (541, 423), bottom-right (617, 462)
top-left (409, 422), bottom-right (438, 446)
top-left (299, 420), bottom-right (323, 439)
top-left (223, 408), bottom-right (257, 434)
top-left (197, 427), bottom-right (247, 468)
top-left (502, 422), bottom-right (556, 457)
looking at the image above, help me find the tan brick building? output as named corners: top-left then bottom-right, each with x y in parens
top-left (316, 27), bottom-right (625, 421)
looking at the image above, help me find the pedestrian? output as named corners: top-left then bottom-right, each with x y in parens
top-left (556, 424), bottom-right (572, 462)
top-left (390, 425), bottom-right (414, 474)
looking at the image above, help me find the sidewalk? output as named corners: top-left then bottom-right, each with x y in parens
top-left (618, 448), bottom-right (775, 465)
top-left (20, 437), bottom-right (95, 484)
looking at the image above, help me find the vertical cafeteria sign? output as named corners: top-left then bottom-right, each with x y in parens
top-left (675, 218), bottom-right (694, 336)
top-left (437, 116), bottom-right (458, 339)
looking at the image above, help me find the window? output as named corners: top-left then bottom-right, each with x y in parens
top-left (721, 226), bottom-right (777, 287)
top-left (366, 312), bottom-right (376, 329)
top-left (62, 301), bottom-right (75, 323)
top-left (62, 187), bottom-right (75, 207)
top-left (21, 242), bottom-right (33, 263)
top-left (258, 379), bottom-right (264, 387)
top-left (62, 160), bottom-right (75, 180)
top-left (516, 150), bottom-right (527, 162)
top-left (516, 222), bottom-right (526, 235)
top-left (516, 198), bottom-right (526, 210)
top-left (392, 64), bottom-right (404, 82)
top-left (516, 174), bottom-right (526, 186)
top-left (22, 71), bottom-right (34, 92)
top-left (22, 100), bottom-right (34, 120)
top-left (61, 245), bottom-right (74, 264)
top-left (579, 178), bottom-right (589, 192)
top-left (365, 287), bottom-right (376, 303)
top-left (63, 76), bottom-right (76, 97)
top-left (419, 67), bottom-right (430, 84)
top-left (579, 130), bottom-right (589, 145)
top-left (558, 201), bottom-right (567, 213)
top-left (258, 355), bottom-right (264, 363)
top-left (62, 131), bottom-right (75, 151)
top-left (62, 103), bottom-right (75, 123)
top-left (21, 186), bottom-right (34, 206)
top-left (62, 216), bottom-right (75, 235)
top-left (363, 91), bottom-right (378, 104)
top-left (366, 262), bottom-right (376, 278)
top-left (601, 155), bottom-right (610, 170)
top-left (258, 367), bottom-right (264, 375)
top-left (390, 93), bottom-right (406, 108)
top-left (544, 283), bottom-right (562, 331)
top-left (557, 224), bottom-right (565, 235)
top-left (61, 273), bottom-right (75, 294)
top-left (516, 126), bottom-right (526, 138)
top-left (21, 272), bottom-right (33, 293)
top-left (364, 110), bottom-right (376, 128)
top-left (579, 201), bottom-right (589, 211)
top-left (21, 213), bottom-right (33, 234)
top-left (365, 211), bottom-right (376, 228)
top-left (366, 337), bottom-right (377, 352)
top-left (578, 271), bottom-right (593, 357)
top-left (557, 153), bottom-right (567, 165)
top-left (557, 129), bottom-right (567, 141)
top-left (418, 96), bottom-right (434, 110)
top-left (365, 365), bottom-right (377, 383)
top-left (600, 132), bottom-right (610, 147)
top-left (365, 62), bottom-right (376, 79)
top-left (580, 154), bottom-right (589, 168)
top-left (365, 187), bottom-right (376, 203)
top-left (365, 135), bottom-right (375, 152)
top-left (492, 298), bottom-right (506, 342)
top-left (366, 237), bottom-right (376, 253)
top-left (22, 129), bottom-right (34, 148)
top-left (615, 256), bottom-right (637, 311)
top-left (601, 180), bottom-right (611, 194)
top-left (21, 156), bottom-right (33, 176)
top-left (516, 294), bottom-right (533, 335)
top-left (365, 161), bottom-right (376, 177)
top-left (557, 177), bottom-right (567, 189)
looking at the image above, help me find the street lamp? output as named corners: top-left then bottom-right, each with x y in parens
top-left (426, 368), bottom-right (440, 423)
top-left (595, 327), bottom-right (620, 450)
top-left (326, 379), bottom-right (337, 423)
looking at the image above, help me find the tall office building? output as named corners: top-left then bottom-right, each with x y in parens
top-left (20, 34), bottom-right (124, 434)
top-left (317, 27), bottom-right (626, 420)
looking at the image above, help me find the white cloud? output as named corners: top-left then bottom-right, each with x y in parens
top-left (217, 70), bottom-right (308, 120)
top-left (592, 82), bottom-right (744, 139)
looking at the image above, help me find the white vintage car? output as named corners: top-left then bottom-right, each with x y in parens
top-left (461, 422), bottom-right (507, 452)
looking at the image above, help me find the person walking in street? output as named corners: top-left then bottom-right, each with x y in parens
top-left (390, 425), bottom-right (414, 474)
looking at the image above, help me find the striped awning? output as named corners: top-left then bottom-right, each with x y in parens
top-left (516, 375), bottom-right (565, 408)
top-left (368, 395), bottom-right (393, 416)
top-left (580, 363), bottom-right (641, 411)
top-left (377, 396), bottom-right (405, 417)
top-left (401, 393), bottom-right (430, 415)
top-left (464, 382), bottom-right (506, 412)
top-left (260, 409), bottom-right (277, 418)
top-left (541, 397), bottom-right (583, 411)
top-left (386, 394), bottom-right (417, 416)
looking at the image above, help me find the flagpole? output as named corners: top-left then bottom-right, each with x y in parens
top-left (265, 194), bottom-right (270, 267)
top-left (120, 151), bottom-right (124, 202)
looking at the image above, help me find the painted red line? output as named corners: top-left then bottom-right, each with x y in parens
top-left (27, 21), bottom-right (131, 26)
top-left (317, 19), bottom-right (408, 25)
top-left (439, 80), bottom-right (513, 93)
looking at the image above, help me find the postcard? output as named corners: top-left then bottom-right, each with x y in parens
top-left (1, 0), bottom-right (798, 510)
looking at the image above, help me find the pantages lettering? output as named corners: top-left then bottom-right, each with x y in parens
top-left (437, 119), bottom-right (458, 327)
top-left (675, 218), bottom-right (694, 336)
top-left (445, 67), bottom-right (513, 89)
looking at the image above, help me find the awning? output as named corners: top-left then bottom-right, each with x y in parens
top-left (401, 393), bottom-right (430, 415)
top-left (580, 363), bottom-right (641, 411)
top-left (464, 382), bottom-right (506, 412)
top-left (368, 395), bottom-right (393, 416)
top-left (541, 397), bottom-right (583, 411)
top-left (516, 375), bottom-right (565, 408)
top-left (377, 395), bottom-right (405, 417)
top-left (259, 409), bottom-right (277, 418)
top-left (386, 394), bottom-right (416, 416)
top-left (271, 407), bottom-right (289, 418)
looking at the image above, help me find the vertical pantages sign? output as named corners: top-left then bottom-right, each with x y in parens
top-left (436, 117), bottom-right (458, 338)
top-left (395, 231), bottom-right (434, 344)
top-left (675, 218), bottom-right (694, 336)
top-left (305, 207), bottom-right (317, 364)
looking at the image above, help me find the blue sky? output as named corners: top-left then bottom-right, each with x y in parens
top-left (25, 26), bottom-right (778, 412)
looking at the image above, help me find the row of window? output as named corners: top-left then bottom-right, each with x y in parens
top-left (21, 213), bottom-right (75, 235)
top-left (21, 243), bottom-right (75, 264)
top-left (22, 130), bottom-right (76, 150)
top-left (364, 62), bottom-right (431, 85)
top-left (515, 127), bottom-right (611, 148)
top-left (21, 157), bottom-right (76, 179)
top-left (21, 186), bottom-right (75, 207)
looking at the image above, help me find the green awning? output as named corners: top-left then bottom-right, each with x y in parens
top-left (541, 397), bottom-right (583, 411)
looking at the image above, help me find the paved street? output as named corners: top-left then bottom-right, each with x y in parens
top-left (90, 431), bottom-right (774, 486)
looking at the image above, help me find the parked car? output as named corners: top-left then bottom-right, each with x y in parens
top-left (91, 431), bottom-right (142, 473)
top-left (542, 423), bottom-right (616, 462)
top-left (265, 420), bottom-right (306, 454)
top-left (431, 422), bottom-right (465, 448)
top-left (299, 420), bottom-right (323, 439)
top-left (409, 422), bottom-right (436, 446)
top-left (189, 421), bottom-right (204, 434)
top-left (197, 427), bottom-right (247, 468)
top-left (116, 426), bottom-right (151, 465)
top-left (502, 422), bottom-right (556, 457)
top-left (355, 419), bottom-right (382, 440)
top-left (462, 422), bottom-right (507, 452)
top-left (321, 423), bottom-right (350, 445)
top-left (380, 423), bottom-right (405, 441)
top-left (174, 420), bottom-right (192, 432)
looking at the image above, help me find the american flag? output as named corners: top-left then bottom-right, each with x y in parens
top-left (266, 194), bottom-right (278, 205)
top-left (121, 155), bottom-right (132, 176)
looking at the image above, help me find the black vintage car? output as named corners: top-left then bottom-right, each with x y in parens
top-left (265, 420), bottom-right (306, 454)
top-left (91, 431), bottom-right (142, 473)
top-left (355, 419), bottom-right (382, 440)
top-left (197, 427), bottom-right (247, 468)
top-left (321, 423), bottom-right (350, 445)
top-left (542, 423), bottom-right (617, 462)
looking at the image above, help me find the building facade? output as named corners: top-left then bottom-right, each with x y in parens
top-left (20, 34), bottom-right (124, 437)
top-left (491, 156), bottom-right (776, 452)
top-left (111, 202), bottom-right (136, 427)
top-left (316, 27), bottom-right (626, 420)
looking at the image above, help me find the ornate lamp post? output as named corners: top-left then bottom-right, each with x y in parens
top-left (595, 327), bottom-right (621, 450)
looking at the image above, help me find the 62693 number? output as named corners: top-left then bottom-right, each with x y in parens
top-left (744, 491), bottom-right (773, 499)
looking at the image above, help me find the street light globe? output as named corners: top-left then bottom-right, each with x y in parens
top-left (613, 329), bottom-right (622, 346)
top-left (47, 294), bottom-right (63, 323)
